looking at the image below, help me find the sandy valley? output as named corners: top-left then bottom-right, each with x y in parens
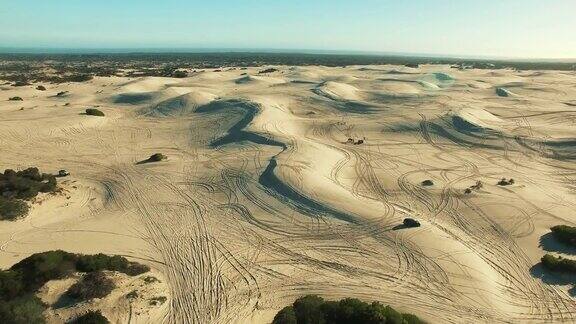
top-left (1, 64), bottom-right (576, 323)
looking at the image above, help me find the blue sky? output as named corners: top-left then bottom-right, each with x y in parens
top-left (1, 0), bottom-right (575, 58)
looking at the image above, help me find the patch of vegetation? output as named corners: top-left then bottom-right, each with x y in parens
top-left (68, 310), bottom-right (110, 324)
top-left (550, 225), bottom-right (576, 247)
top-left (0, 197), bottom-right (29, 221)
top-left (36, 85), bottom-right (46, 91)
top-left (149, 296), bottom-right (167, 306)
top-left (143, 276), bottom-right (160, 284)
top-left (67, 271), bottom-right (115, 301)
top-left (0, 295), bottom-right (46, 324)
top-left (0, 167), bottom-right (58, 220)
top-left (56, 91), bottom-right (69, 97)
top-left (464, 180), bottom-right (483, 195)
top-left (272, 295), bottom-right (425, 324)
top-left (421, 179), bottom-right (434, 186)
top-left (172, 70), bottom-right (188, 78)
top-left (13, 81), bottom-right (30, 87)
top-left (126, 290), bottom-right (138, 299)
top-left (8, 96), bottom-right (23, 101)
top-left (541, 254), bottom-right (576, 273)
top-left (85, 108), bottom-right (105, 117)
top-left (76, 253), bottom-right (149, 276)
top-left (141, 153), bottom-right (167, 164)
top-left (0, 251), bottom-right (149, 323)
top-left (497, 178), bottom-right (514, 186)
top-left (258, 68), bottom-right (279, 74)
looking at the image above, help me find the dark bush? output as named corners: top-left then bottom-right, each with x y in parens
top-left (273, 295), bottom-right (425, 324)
top-left (0, 251), bottom-right (150, 323)
top-left (126, 262), bottom-right (150, 276)
top-left (85, 108), bottom-right (105, 117)
top-left (147, 153), bottom-right (167, 162)
top-left (13, 81), bottom-right (30, 87)
top-left (8, 97), bottom-right (23, 101)
top-left (67, 271), bottom-right (115, 300)
top-left (76, 253), bottom-right (149, 275)
top-left (76, 254), bottom-right (128, 273)
top-left (10, 250), bottom-right (78, 291)
top-left (258, 68), bottom-right (279, 74)
top-left (0, 295), bottom-right (45, 324)
top-left (172, 70), bottom-right (188, 78)
top-left (68, 74), bottom-right (93, 83)
top-left (541, 254), bottom-right (576, 273)
top-left (0, 167), bottom-right (59, 220)
top-left (0, 270), bottom-right (24, 299)
top-left (149, 296), bottom-right (167, 305)
top-left (497, 178), bottom-right (514, 186)
top-left (0, 197), bottom-right (29, 221)
top-left (68, 310), bottom-right (110, 324)
top-left (36, 85), bottom-right (46, 91)
top-left (421, 180), bottom-right (434, 186)
top-left (293, 295), bottom-right (325, 324)
top-left (56, 91), bottom-right (69, 97)
top-left (273, 306), bottom-right (297, 324)
top-left (550, 225), bottom-right (576, 247)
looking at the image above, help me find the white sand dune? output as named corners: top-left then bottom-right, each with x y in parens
top-left (315, 81), bottom-right (362, 101)
top-left (235, 74), bottom-right (286, 85)
top-left (1, 65), bottom-right (576, 324)
top-left (143, 91), bottom-right (217, 117)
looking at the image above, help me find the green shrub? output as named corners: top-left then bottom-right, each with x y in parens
top-left (0, 197), bottom-right (29, 221)
top-left (67, 272), bottom-right (115, 300)
top-left (10, 250), bottom-right (77, 292)
top-left (76, 253), bottom-right (149, 275)
top-left (0, 168), bottom-right (59, 220)
top-left (0, 251), bottom-right (150, 323)
top-left (8, 97), bottom-right (23, 101)
top-left (273, 295), bottom-right (425, 324)
top-left (0, 295), bottom-right (46, 324)
top-left (550, 225), bottom-right (576, 247)
top-left (68, 75), bottom-right (93, 83)
top-left (149, 296), bottom-right (167, 306)
top-left (172, 70), bottom-right (188, 78)
top-left (126, 290), bottom-right (138, 299)
top-left (273, 306), bottom-right (297, 324)
top-left (147, 153), bottom-right (167, 162)
top-left (0, 270), bottom-right (24, 299)
top-left (258, 68), bottom-right (279, 74)
top-left (76, 254), bottom-right (128, 273)
top-left (85, 108), bottom-right (105, 117)
top-left (541, 254), bottom-right (576, 273)
top-left (421, 180), bottom-right (434, 186)
top-left (68, 310), bottom-right (109, 324)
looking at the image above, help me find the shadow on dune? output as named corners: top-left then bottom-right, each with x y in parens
top-left (539, 232), bottom-right (576, 255)
top-left (53, 293), bottom-right (76, 309)
top-left (259, 158), bottom-right (357, 224)
top-left (530, 263), bottom-right (576, 288)
top-left (112, 93), bottom-right (154, 105)
top-left (196, 99), bottom-right (286, 148)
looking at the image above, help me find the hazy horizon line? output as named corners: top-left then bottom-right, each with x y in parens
top-left (1, 46), bottom-right (575, 63)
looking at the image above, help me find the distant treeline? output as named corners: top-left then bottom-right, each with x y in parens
top-left (0, 52), bottom-right (574, 71)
